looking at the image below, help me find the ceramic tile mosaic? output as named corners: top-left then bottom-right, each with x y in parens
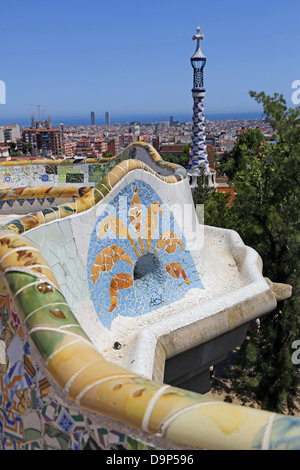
top-left (0, 142), bottom-right (299, 451)
top-left (0, 164), bottom-right (55, 188)
top-left (0, 158), bottom-right (115, 189)
top-left (0, 186), bottom-right (93, 216)
top-left (0, 280), bottom-right (160, 450)
top-left (88, 163), bottom-right (112, 183)
top-left (24, 218), bottom-right (90, 312)
top-left (87, 180), bottom-right (203, 328)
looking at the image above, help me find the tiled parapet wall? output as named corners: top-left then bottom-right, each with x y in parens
top-left (0, 143), bottom-right (185, 216)
top-left (0, 143), bottom-right (299, 450)
top-left (1, 153), bottom-right (187, 236)
top-left (0, 154), bottom-right (118, 215)
top-left (0, 156), bottom-right (117, 189)
top-left (0, 142), bottom-right (185, 191)
top-left (120, 141), bottom-right (187, 179)
top-left (0, 186), bottom-right (92, 215)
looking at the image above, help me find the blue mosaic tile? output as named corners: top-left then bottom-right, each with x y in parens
top-left (57, 409), bottom-right (75, 433)
top-left (87, 180), bottom-right (204, 329)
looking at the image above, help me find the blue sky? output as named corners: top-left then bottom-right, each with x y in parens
top-left (1, 0), bottom-right (299, 120)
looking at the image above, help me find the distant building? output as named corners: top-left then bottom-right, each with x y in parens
top-left (119, 133), bottom-right (134, 149)
top-left (107, 137), bottom-right (120, 155)
top-left (105, 111), bottom-right (110, 126)
top-left (160, 143), bottom-right (187, 157)
top-left (75, 140), bottom-right (94, 157)
top-left (93, 139), bottom-right (108, 156)
top-left (0, 143), bottom-right (10, 159)
top-left (0, 124), bottom-right (21, 142)
top-left (236, 127), bottom-right (246, 137)
top-left (206, 134), bottom-right (216, 146)
top-left (129, 124), bottom-right (140, 135)
top-left (22, 128), bottom-right (63, 157)
top-left (206, 144), bottom-right (216, 169)
top-left (91, 111), bottom-right (95, 126)
top-left (63, 140), bottom-right (77, 157)
top-left (216, 139), bottom-right (235, 152)
top-left (46, 114), bottom-right (52, 129)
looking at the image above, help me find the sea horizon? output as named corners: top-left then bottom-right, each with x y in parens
top-left (0, 111), bottom-right (263, 127)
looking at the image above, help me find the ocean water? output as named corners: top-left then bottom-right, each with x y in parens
top-left (0, 111), bottom-right (262, 127)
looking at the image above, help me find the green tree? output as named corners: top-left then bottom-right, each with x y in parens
top-left (8, 142), bottom-right (17, 154)
top-left (230, 92), bottom-right (299, 281)
top-left (195, 91), bottom-right (300, 413)
top-left (180, 143), bottom-right (191, 168)
top-left (193, 167), bottom-right (232, 228)
top-left (8, 142), bottom-right (22, 157)
top-left (228, 92), bottom-right (300, 414)
top-left (22, 142), bottom-right (32, 155)
top-left (220, 128), bottom-right (265, 180)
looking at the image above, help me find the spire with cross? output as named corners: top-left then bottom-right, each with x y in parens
top-left (188, 26), bottom-right (210, 186)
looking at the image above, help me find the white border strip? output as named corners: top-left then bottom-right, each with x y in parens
top-left (142, 384), bottom-right (171, 432)
top-left (2, 264), bottom-right (53, 276)
top-left (75, 374), bottom-right (137, 405)
top-left (14, 278), bottom-right (59, 299)
top-left (64, 360), bottom-right (99, 392)
top-left (160, 401), bottom-right (222, 435)
top-left (24, 302), bottom-right (70, 324)
top-left (45, 338), bottom-right (81, 366)
top-left (14, 280), bottom-right (42, 298)
top-left (0, 246), bottom-right (41, 265)
top-left (261, 413), bottom-right (276, 450)
top-left (28, 326), bottom-right (94, 345)
top-left (0, 231), bottom-right (20, 240)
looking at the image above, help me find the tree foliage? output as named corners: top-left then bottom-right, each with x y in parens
top-left (220, 127), bottom-right (266, 179)
top-left (193, 167), bottom-right (232, 228)
top-left (161, 143), bottom-right (191, 169)
top-left (195, 91), bottom-right (300, 413)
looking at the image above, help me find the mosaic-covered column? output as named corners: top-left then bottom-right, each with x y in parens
top-left (188, 27), bottom-right (209, 188)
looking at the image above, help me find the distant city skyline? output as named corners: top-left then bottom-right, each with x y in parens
top-left (0, 111), bottom-right (265, 129)
top-left (0, 0), bottom-right (299, 121)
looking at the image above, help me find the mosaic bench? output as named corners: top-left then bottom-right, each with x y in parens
top-left (0, 142), bottom-right (299, 450)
